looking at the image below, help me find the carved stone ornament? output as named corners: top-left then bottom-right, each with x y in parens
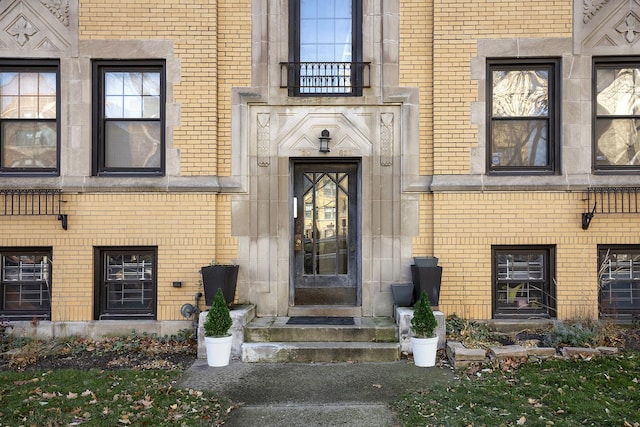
top-left (41, 0), bottom-right (70, 27)
top-left (584, 0), bottom-right (612, 23)
top-left (577, 0), bottom-right (640, 52)
top-left (257, 113), bottom-right (270, 167)
top-left (616, 11), bottom-right (640, 43)
top-left (0, 0), bottom-right (76, 55)
top-left (380, 113), bottom-right (394, 166)
top-left (7, 15), bottom-right (37, 46)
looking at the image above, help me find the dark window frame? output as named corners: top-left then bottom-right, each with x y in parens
top-left (486, 58), bottom-right (561, 175)
top-left (0, 60), bottom-right (60, 177)
top-left (593, 57), bottom-right (640, 173)
top-left (598, 245), bottom-right (640, 321)
top-left (287, 0), bottom-right (364, 97)
top-left (93, 247), bottom-right (157, 320)
top-left (492, 245), bottom-right (557, 319)
top-left (0, 247), bottom-right (52, 320)
top-left (92, 60), bottom-right (166, 176)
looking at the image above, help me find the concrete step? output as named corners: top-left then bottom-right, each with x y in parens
top-left (244, 316), bottom-right (398, 343)
top-left (242, 341), bottom-right (401, 363)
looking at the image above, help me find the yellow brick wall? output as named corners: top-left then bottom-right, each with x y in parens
top-left (0, 193), bottom-right (224, 321)
top-left (400, 0), bottom-right (434, 176)
top-left (76, 1), bottom-right (243, 316)
top-left (432, 191), bottom-right (640, 321)
top-left (217, 0), bottom-right (252, 176)
top-left (80, 0), bottom-right (227, 177)
top-left (432, 0), bottom-right (572, 175)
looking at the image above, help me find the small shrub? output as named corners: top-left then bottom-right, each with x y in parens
top-left (203, 288), bottom-right (232, 337)
top-left (411, 291), bottom-right (437, 338)
top-left (446, 314), bottom-right (502, 347)
top-left (543, 321), bottom-right (596, 348)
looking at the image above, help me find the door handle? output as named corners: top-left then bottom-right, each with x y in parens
top-left (294, 234), bottom-right (303, 251)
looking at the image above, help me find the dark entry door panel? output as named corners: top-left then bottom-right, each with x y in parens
top-left (293, 161), bottom-right (359, 305)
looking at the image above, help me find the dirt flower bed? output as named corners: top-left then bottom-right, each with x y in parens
top-left (0, 330), bottom-right (197, 372)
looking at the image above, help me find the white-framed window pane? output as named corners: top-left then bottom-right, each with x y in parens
top-left (105, 121), bottom-right (161, 168)
top-left (1, 121), bottom-right (57, 168)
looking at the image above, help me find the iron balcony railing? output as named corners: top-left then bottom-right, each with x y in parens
top-left (280, 62), bottom-right (371, 95)
top-left (0, 188), bottom-right (67, 229)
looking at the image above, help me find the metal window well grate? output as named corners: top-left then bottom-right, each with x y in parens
top-left (583, 187), bottom-right (640, 230)
top-left (0, 189), bottom-right (67, 230)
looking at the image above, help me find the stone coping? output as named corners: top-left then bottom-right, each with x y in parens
top-left (446, 341), bottom-right (620, 369)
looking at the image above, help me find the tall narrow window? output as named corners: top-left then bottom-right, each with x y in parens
top-left (93, 61), bottom-right (165, 176)
top-left (287, 0), bottom-right (364, 96)
top-left (487, 59), bottom-right (559, 174)
top-left (594, 59), bottom-right (640, 171)
top-left (0, 61), bottom-right (59, 175)
top-left (94, 247), bottom-right (157, 320)
top-left (492, 246), bottom-right (556, 319)
top-left (0, 249), bottom-right (51, 320)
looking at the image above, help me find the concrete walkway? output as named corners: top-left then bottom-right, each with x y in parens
top-left (176, 359), bottom-right (455, 426)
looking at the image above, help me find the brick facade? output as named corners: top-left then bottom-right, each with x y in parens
top-left (1, 0), bottom-right (638, 329)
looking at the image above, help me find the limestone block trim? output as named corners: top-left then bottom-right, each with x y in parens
top-left (471, 38), bottom-right (588, 189)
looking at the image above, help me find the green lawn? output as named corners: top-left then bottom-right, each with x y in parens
top-left (392, 352), bottom-right (640, 427)
top-left (0, 368), bottom-right (232, 426)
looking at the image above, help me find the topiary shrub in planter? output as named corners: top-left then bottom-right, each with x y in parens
top-left (411, 291), bottom-right (439, 367)
top-left (203, 288), bottom-right (233, 367)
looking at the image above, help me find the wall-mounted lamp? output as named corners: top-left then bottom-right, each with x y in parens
top-left (319, 129), bottom-right (331, 153)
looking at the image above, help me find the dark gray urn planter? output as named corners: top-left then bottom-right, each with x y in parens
top-left (201, 265), bottom-right (239, 306)
top-left (391, 283), bottom-right (415, 306)
top-left (410, 265), bottom-right (442, 305)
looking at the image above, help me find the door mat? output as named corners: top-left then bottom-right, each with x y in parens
top-left (286, 316), bottom-right (354, 326)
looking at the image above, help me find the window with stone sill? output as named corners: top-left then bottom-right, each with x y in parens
top-left (492, 246), bottom-right (556, 319)
top-left (0, 60), bottom-right (59, 175)
top-left (92, 60), bottom-right (165, 176)
top-left (487, 59), bottom-right (560, 174)
top-left (598, 245), bottom-right (640, 321)
top-left (285, 0), bottom-right (365, 96)
top-left (94, 247), bottom-right (157, 320)
top-left (594, 58), bottom-right (640, 172)
top-left (0, 249), bottom-right (51, 320)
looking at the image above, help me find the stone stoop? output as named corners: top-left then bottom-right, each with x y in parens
top-left (241, 316), bottom-right (400, 363)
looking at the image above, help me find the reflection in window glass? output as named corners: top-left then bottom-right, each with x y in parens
top-left (94, 62), bottom-right (164, 174)
top-left (488, 62), bottom-right (556, 172)
top-left (595, 65), bottom-right (640, 168)
top-left (0, 65), bottom-right (58, 173)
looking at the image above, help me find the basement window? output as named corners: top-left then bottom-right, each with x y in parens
top-left (0, 248), bottom-right (51, 320)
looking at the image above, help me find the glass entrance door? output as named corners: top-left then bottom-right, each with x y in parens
top-left (292, 161), bottom-right (359, 305)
